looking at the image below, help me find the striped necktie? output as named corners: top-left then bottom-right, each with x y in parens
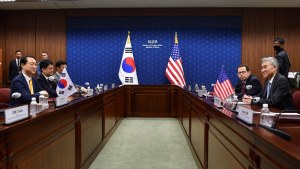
top-left (29, 79), bottom-right (34, 94)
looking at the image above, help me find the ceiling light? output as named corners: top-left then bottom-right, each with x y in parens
top-left (0, 0), bottom-right (16, 2)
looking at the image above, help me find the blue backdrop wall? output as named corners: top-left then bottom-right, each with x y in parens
top-left (66, 16), bottom-right (241, 90)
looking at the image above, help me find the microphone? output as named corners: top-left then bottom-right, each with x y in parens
top-left (11, 92), bottom-right (21, 99)
top-left (48, 76), bottom-right (55, 81)
top-left (258, 110), bottom-right (292, 141)
top-left (246, 85), bottom-right (252, 90)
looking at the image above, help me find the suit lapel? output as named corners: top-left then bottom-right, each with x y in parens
top-left (269, 73), bottom-right (279, 98)
top-left (20, 73), bottom-right (31, 93)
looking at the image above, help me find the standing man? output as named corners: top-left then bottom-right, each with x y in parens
top-left (36, 51), bottom-right (49, 76)
top-left (9, 50), bottom-right (22, 81)
top-left (235, 64), bottom-right (262, 99)
top-left (37, 59), bottom-right (58, 98)
top-left (273, 37), bottom-right (291, 78)
top-left (10, 55), bottom-right (48, 106)
top-left (243, 57), bottom-right (295, 110)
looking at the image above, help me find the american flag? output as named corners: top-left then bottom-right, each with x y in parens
top-left (165, 33), bottom-right (186, 87)
top-left (214, 67), bottom-right (234, 100)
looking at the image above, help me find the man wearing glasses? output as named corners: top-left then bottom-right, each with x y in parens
top-left (10, 55), bottom-right (48, 106)
top-left (235, 64), bottom-right (262, 100)
top-left (37, 59), bottom-right (58, 98)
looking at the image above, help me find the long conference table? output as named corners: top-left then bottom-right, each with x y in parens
top-left (0, 85), bottom-right (299, 169)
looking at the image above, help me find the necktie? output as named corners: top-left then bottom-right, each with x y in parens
top-left (17, 59), bottom-right (20, 69)
top-left (29, 79), bottom-right (34, 95)
top-left (241, 81), bottom-right (245, 95)
top-left (266, 82), bottom-right (271, 98)
top-left (47, 79), bottom-right (52, 89)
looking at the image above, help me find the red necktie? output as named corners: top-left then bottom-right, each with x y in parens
top-left (241, 82), bottom-right (245, 95)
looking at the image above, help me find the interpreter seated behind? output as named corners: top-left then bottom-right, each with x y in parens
top-left (54, 60), bottom-right (87, 94)
top-left (10, 55), bottom-right (48, 107)
top-left (37, 59), bottom-right (58, 98)
top-left (235, 64), bottom-right (262, 100)
top-left (243, 57), bottom-right (295, 110)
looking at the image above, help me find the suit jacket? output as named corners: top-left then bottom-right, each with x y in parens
top-left (9, 59), bottom-right (20, 81)
top-left (258, 73), bottom-right (295, 110)
top-left (37, 75), bottom-right (58, 98)
top-left (53, 73), bottom-right (60, 84)
top-left (9, 73), bottom-right (43, 107)
top-left (275, 49), bottom-right (291, 78)
top-left (235, 75), bottom-right (262, 99)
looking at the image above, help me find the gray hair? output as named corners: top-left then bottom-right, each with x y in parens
top-left (261, 57), bottom-right (279, 68)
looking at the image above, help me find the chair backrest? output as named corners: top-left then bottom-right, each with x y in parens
top-left (292, 91), bottom-right (300, 110)
top-left (0, 88), bottom-right (10, 108)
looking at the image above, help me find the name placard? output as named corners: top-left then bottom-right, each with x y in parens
top-left (236, 106), bottom-right (254, 124)
top-left (5, 105), bottom-right (29, 124)
top-left (214, 96), bottom-right (222, 108)
top-left (56, 96), bottom-right (68, 107)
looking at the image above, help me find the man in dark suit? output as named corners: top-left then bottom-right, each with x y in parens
top-left (243, 57), bottom-right (295, 110)
top-left (273, 37), bottom-right (291, 79)
top-left (10, 55), bottom-right (48, 107)
top-left (36, 51), bottom-right (49, 76)
top-left (235, 64), bottom-right (262, 99)
top-left (9, 50), bottom-right (22, 81)
top-left (37, 59), bottom-right (58, 98)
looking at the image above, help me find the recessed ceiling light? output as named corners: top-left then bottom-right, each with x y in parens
top-left (0, 0), bottom-right (16, 2)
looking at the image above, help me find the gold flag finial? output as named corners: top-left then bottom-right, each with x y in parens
top-left (127, 31), bottom-right (131, 44)
top-left (175, 32), bottom-right (178, 44)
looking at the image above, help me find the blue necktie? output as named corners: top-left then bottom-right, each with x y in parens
top-left (266, 82), bottom-right (271, 98)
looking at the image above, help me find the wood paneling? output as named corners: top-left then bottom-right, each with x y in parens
top-left (131, 86), bottom-right (170, 117)
top-left (207, 131), bottom-right (245, 169)
top-left (0, 49), bottom-right (2, 86)
top-left (5, 11), bottom-right (36, 83)
top-left (0, 12), bottom-right (5, 86)
top-left (103, 92), bottom-right (116, 137)
top-left (36, 10), bottom-right (66, 63)
top-left (1, 8), bottom-right (300, 86)
top-left (275, 9), bottom-right (300, 73)
top-left (66, 8), bottom-right (242, 17)
top-left (242, 9), bottom-right (275, 82)
top-left (78, 98), bottom-right (102, 167)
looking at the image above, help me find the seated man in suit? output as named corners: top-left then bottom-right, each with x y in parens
top-left (37, 59), bottom-right (58, 98)
top-left (235, 64), bottom-right (262, 99)
top-left (243, 57), bottom-right (295, 110)
top-left (54, 60), bottom-right (87, 93)
top-left (53, 60), bottom-right (67, 83)
top-left (10, 55), bottom-right (48, 107)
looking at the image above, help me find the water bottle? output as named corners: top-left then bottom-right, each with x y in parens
top-left (30, 97), bottom-right (37, 117)
top-left (188, 85), bottom-right (191, 92)
top-left (201, 86), bottom-right (207, 97)
top-left (260, 104), bottom-right (274, 127)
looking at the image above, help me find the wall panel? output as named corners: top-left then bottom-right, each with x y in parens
top-left (36, 10), bottom-right (66, 63)
top-left (275, 9), bottom-right (300, 73)
top-left (5, 11), bottom-right (36, 83)
top-left (242, 8), bottom-right (275, 82)
top-left (1, 8), bottom-right (300, 86)
top-left (0, 12), bottom-right (5, 85)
